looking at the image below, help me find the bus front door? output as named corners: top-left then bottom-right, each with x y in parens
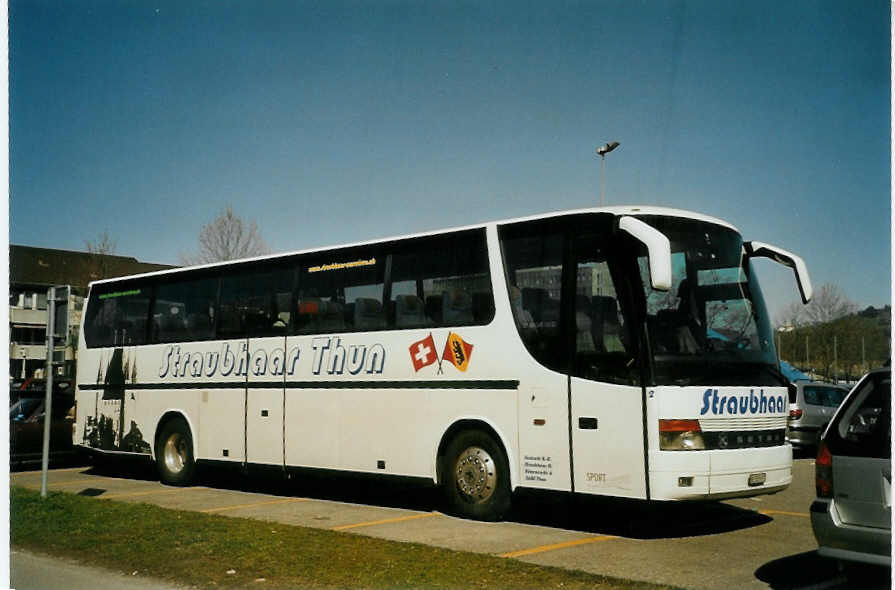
top-left (570, 377), bottom-right (647, 499)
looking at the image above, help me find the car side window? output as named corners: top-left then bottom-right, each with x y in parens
top-left (832, 374), bottom-right (890, 459)
top-left (803, 386), bottom-right (822, 405)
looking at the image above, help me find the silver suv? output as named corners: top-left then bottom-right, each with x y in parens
top-left (811, 367), bottom-right (890, 566)
top-left (786, 381), bottom-right (849, 449)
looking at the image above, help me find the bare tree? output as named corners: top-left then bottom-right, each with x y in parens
top-left (775, 301), bottom-right (805, 329)
top-left (84, 230), bottom-right (118, 280)
top-left (180, 206), bottom-right (270, 265)
top-left (803, 283), bottom-right (857, 325)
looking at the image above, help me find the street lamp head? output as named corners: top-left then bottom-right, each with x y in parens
top-left (596, 141), bottom-right (620, 157)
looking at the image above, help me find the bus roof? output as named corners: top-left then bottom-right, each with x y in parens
top-left (87, 205), bottom-right (739, 287)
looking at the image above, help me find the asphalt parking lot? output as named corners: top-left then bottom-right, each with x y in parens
top-left (10, 457), bottom-right (890, 590)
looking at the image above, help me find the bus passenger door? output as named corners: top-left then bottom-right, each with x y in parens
top-left (246, 335), bottom-right (287, 466)
top-left (570, 378), bottom-right (646, 498)
top-left (568, 246), bottom-right (647, 499)
top-left (211, 266), bottom-right (292, 467)
top-left (197, 337), bottom-right (247, 464)
top-left (240, 271), bottom-right (293, 468)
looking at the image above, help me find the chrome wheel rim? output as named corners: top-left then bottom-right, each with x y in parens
top-left (454, 446), bottom-right (496, 503)
top-left (163, 432), bottom-right (188, 475)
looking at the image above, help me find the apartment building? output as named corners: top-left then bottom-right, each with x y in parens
top-left (9, 245), bottom-right (173, 379)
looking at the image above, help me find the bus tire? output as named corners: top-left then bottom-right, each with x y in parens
top-left (442, 429), bottom-right (511, 521)
top-left (156, 418), bottom-right (195, 486)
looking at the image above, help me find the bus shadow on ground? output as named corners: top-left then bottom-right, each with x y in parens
top-left (508, 489), bottom-right (771, 539)
top-left (755, 550), bottom-right (890, 590)
top-left (80, 459), bottom-right (771, 539)
top-left (197, 464), bottom-right (773, 540)
top-left (82, 458), bottom-right (441, 511)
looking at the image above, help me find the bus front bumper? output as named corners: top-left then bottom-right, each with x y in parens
top-left (649, 444), bottom-right (792, 500)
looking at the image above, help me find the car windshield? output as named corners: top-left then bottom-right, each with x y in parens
top-left (636, 216), bottom-right (780, 386)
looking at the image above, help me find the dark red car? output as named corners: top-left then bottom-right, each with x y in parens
top-left (9, 378), bottom-right (78, 469)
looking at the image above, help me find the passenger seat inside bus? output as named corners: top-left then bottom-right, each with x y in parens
top-left (186, 312), bottom-right (213, 339)
top-left (157, 308), bottom-right (186, 341)
top-left (319, 300), bottom-right (345, 331)
top-left (395, 294), bottom-right (427, 328)
top-left (442, 289), bottom-right (473, 325)
top-left (471, 292), bottom-right (494, 323)
top-left (297, 297), bottom-right (323, 332)
top-left (354, 297), bottom-right (386, 330)
top-left (591, 296), bottom-right (625, 353)
top-left (522, 288), bottom-right (559, 327)
top-left (510, 286), bottom-right (538, 350)
top-left (575, 295), bottom-right (596, 353)
top-left (425, 296), bottom-right (443, 325)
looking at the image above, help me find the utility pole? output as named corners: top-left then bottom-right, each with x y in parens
top-left (40, 285), bottom-right (69, 498)
top-left (40, 287), bottom-right (56, 498)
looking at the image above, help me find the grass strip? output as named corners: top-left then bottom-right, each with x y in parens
top-left (11, 486), bottom-right (685, 590)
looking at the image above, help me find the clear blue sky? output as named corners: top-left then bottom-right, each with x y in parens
top-left (9, 0), bottom-right (890, 320)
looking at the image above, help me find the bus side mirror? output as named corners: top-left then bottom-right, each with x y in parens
top-left (744, 241), bottom-right (813, 304)
top-left (618, 216), bottom-right (672, 291)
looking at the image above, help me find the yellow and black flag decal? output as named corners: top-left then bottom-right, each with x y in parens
top-left (442, 332), bottom-right (473, 372)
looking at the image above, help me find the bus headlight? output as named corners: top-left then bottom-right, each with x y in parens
top-left (659, 419), bottom-right (706, 451)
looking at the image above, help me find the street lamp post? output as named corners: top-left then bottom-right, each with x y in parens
top-left (596, 141), bottom-right (620, 206)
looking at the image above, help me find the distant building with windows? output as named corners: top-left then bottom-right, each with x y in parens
top-left (9, 245), bottom-right (173, 379)
top-left (515, 265), bottom-right (615, 300)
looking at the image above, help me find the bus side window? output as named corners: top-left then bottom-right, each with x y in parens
top-left (500, 230), bottom-right (566, 373)
top-left (394, 293), bottom-right (428, 328)
top-left (296, 249), bottom-right (383, 334)
top-left (391, 229), bottom-right (493, 329)
top-left (154, 277), bottom-right (217, 343)
top-left (573, 236), bottom-right (635, 385)
top-left (219, 266), bottom-right (294, 339)
top-left (84, 283), bottom-right (151, 348)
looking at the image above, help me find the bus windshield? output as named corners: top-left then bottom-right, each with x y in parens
top-left (636, 216), bottom-right (781, 386)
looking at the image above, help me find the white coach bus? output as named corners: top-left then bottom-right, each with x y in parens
top-left (74, 206), bottom-right (812, 520)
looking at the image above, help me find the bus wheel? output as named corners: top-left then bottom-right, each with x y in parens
top-left (443, 430), bottom-right (511, 521)
top-left (156, 418), bottom-right (195, 486)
